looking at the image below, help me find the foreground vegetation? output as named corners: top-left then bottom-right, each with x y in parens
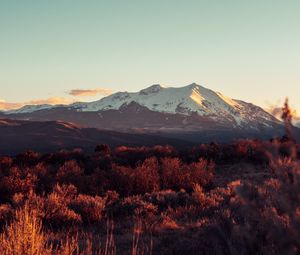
top-left (0, 134), bottom-right (300, 254)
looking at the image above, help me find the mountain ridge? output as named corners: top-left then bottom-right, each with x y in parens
top-left (3, 83), bottom-right (279, 130)
top-left (0, 118), bottom-right (194, 155)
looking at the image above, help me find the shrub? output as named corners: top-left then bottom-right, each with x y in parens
top-left (56, 160), bottom-right (84, 189)
top-left (161, 157), bottom-right (183, 190)
top-left (0, 204), bottom-right (13, 227)
top-left (108, 195), bottom-right (157, 219)
top-left (0, 156), bottom-right (13, 174)
top-left (0, 167), bottom-right (38, 201)
top-left (144, 189), bottom-right (193, 210)
top-left (95, 144), bottom-right (111, 156)
top-left (133, 157), bottom-right (160, 194)
top-left (43, 184), bottom-right (81, 226)
top-left (112, 157), bottom-right (161, 195)
top-left (70, 194), bottom-right (106, 224)
top-left (161, 158), bottom-right (214, 191)
top-left (111, 164), bottom-right (135, 196)
top-left (192, 184), bottom-right (218, 209)
top-left (188, 159), bottom-right (214, 189)
top-left (16, 151), bottom-right (40, 167)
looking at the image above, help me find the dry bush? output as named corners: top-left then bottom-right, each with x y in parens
top-left (14, 184), bottom-right (82, 227)
top-left (108, 195), bottom-right (157, 220)
top-left (161, 158), bottom-right (214, 191)
top-left (160, 157), bottom-right (183, 190)
top-left (111, 164), bottom-right (135, 196)
top-left (0, 156), bottom-right (13, 173)
top-left (188, 159), bottom-right (214, 188)
top-left (11, 184), bottom-right (109, 227)
top-left (56, 160), bottom-right (83, 185)
top-left (44, 188), bottom-right (81, 226)
top-left (133, 157), bottom-right (160, 194)
top-left (31, 162), bottom-right (55, 194)
top-left (0, 204), bottom-right (13, 226)
top-left (112, 157), bottom-right (160, 195)
top-left (192, 184), bottom-right (218, 209)
top-left (16, 151), bottom-right (40, 167)
top-left (70, 194), bottom-right (106, 224)
top-left (144, 189), bottom-right (193, 210)
top-left (0, 166), bottom-right (38, 201)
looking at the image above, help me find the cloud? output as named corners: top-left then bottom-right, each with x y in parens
top-left (0, 101), bottom-right (23, 111)
top-left (69, 88), bottom-right (113, 97)
top-left (266, 106), bottom-right (282, 120)
top-left (266, 104), bottom-right (300, 126)
top-left (0, 97), bottom-right (75, 111)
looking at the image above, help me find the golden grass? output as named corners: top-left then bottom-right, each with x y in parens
top-left (0, 203), bottom-right (151, 255)
top-left (0, 203), bottom-right (52, 255)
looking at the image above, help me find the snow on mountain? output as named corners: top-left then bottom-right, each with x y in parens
top-left (2, 83), bottom-right (279, 129)
top-left (72, 83), bottom-right (276, 127)
top-left (5, 104), bottom-right (55, 114)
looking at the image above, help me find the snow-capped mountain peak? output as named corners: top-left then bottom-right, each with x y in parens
top-left (2, 83), bottom-right (279, 130)
top-left (71, 83), bottom-right (277, 128)
top-left (139, 84), bottom-right (164, 95)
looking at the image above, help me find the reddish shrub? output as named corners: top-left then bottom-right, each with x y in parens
top-left (56, 160), bottom-right (83, 185)
top-left (0, 167), bottom-right (38, 201)
top-left (43, 184), bottom-right (81, 226)
top-left (0, 156), bottom-right (13, 174)
top-left (161, 158), bottom-right (214, 191)
top-left (133, 157), bottom-right (160, 194)
top-left (0, 204), bottom-right (13, 226)
top-left (112, 157), bottom-right (160, 195)
top-left (111, 164), bottom-right (135, 196)
top-left (161, 157), bottom-right (184, 190)
top-left (70, 194), bottom-right (106, 224)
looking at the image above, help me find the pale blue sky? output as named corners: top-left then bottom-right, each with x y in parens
top-left (0, 0), bottom-right (299, 112)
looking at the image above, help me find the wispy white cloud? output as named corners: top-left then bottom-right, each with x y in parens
top-left (0, 101), bottom-right (22, 110)
top-left (69, 88), bottom-right (113, 97)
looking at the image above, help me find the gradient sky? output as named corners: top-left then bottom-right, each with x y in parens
top-left (0, 0), bottom-right (299, 113)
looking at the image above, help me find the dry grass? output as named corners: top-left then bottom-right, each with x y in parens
top-left (0, 203), bottom-right (153, 255)
top-left (0, 203), bottom-right (52, 255)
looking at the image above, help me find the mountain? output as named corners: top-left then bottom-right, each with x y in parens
top-left (1, 83), bottom-right (286, 141)
top-left (72, 83), bottom-right (277, 128)
top-left (5, 104), bottom-right (55, 114)
top-left (0, 119), bottom-right (193, 155)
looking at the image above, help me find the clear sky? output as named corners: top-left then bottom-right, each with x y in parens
top-left (0, 0), bottom-right (299, 113)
